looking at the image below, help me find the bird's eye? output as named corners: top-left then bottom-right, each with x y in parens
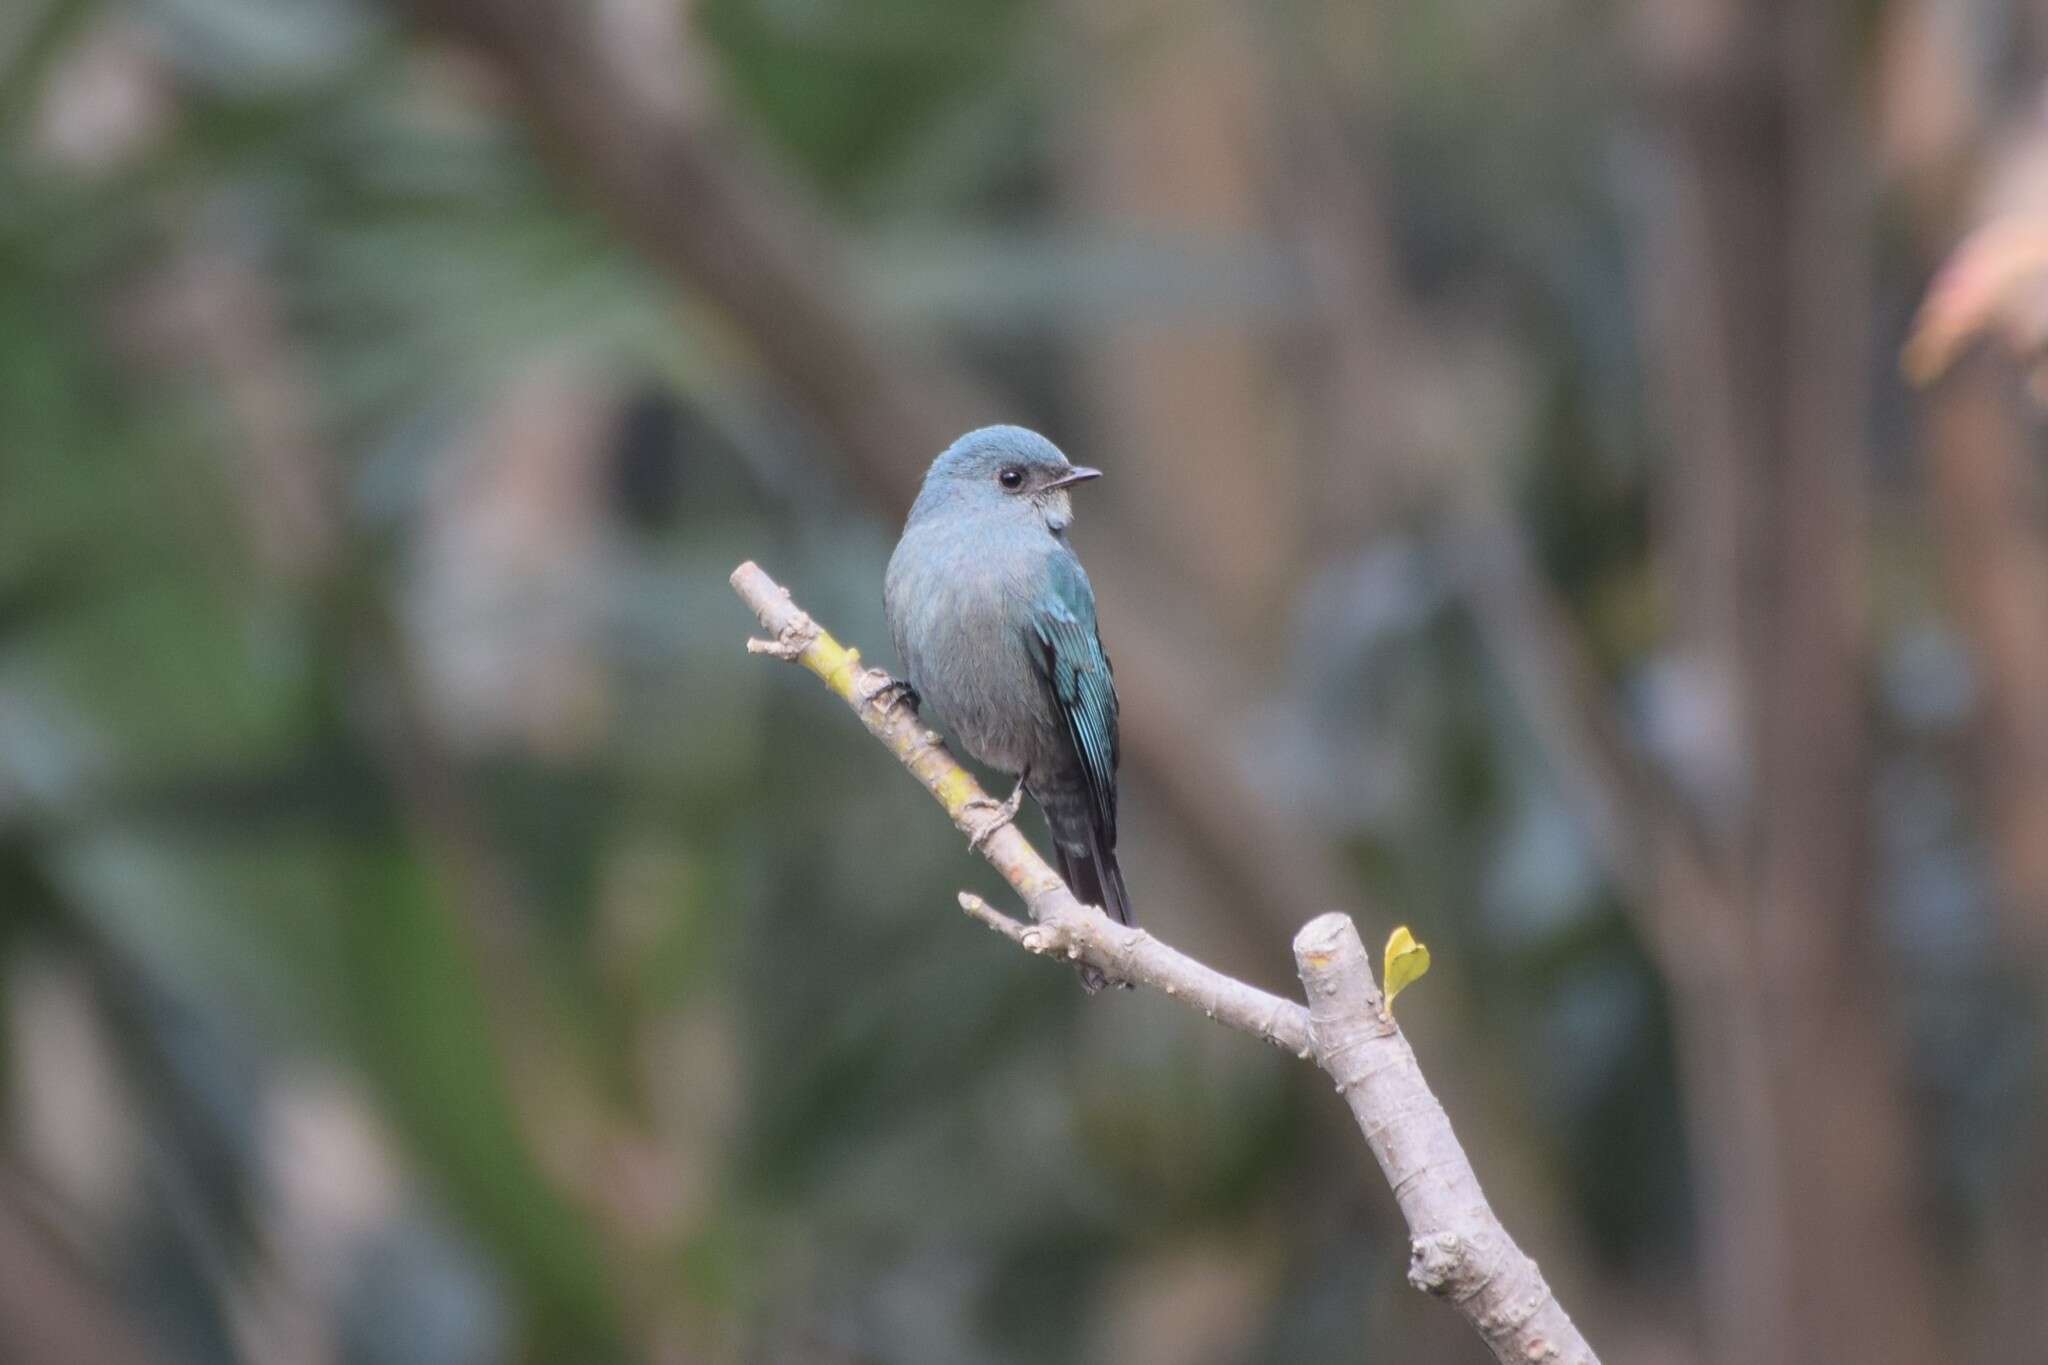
top-left (998, 467), bottom-right (1025, 490)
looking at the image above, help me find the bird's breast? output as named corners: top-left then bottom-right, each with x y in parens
top-left (885, 522), bottom-right (1060, 775)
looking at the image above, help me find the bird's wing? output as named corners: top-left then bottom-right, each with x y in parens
top-left (1029, 550), bottom-right (1119, 844)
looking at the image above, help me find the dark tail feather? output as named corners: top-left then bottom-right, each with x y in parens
top-left (1096, 846), bottom-right (1134, 928)
top-left (1052, 840), bottom-right (1133, 992)
top-left (1054, 839), bottom-right (1134, 927)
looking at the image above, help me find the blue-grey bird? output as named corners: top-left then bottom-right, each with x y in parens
top-left (885, 426), bottom-right (1132, 938)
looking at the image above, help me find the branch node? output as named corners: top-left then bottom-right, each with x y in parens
top-left (746, 610), bottom-right (819, 660)
top-left (1417, 1236), bottom-right (1466, 1301)
top-left (1408, 1231), bottom-right (1473, 1298)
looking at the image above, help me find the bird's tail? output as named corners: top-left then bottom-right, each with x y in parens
top-left (1053, 838), bottom-right (1134, 992)
top-left (1054, 837), bottom-right (1134, 928)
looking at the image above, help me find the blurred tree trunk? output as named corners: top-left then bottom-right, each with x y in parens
top-left (1060, 0), bottom-right (1304, 646)
top-left (1921, 345), bottom-right (2048, 1365)
top-left (1634, 4), bottom-right (1940, 1365)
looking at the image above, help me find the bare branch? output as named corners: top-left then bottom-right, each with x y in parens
top-left (1294, 914), bottom-right (1593, 1365)
top-left (732, 560), bottom-right (1602, 1365)
top-left (957, 893), bottom-right (1311, 1054)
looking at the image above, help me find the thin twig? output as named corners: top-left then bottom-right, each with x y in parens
top-left (958, 892), bottom-right (1312, 1055)
top-left (732, 559), bottom-right (1600, 1365)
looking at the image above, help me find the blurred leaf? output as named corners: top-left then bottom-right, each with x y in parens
top-left (1905, 214), bottom-right (2048, 389)
top-left (337, 845), bottom-right (622, 1356)
top-left (0, 0), bottom-right (99, 135)
top-left (700, 0), bottom-right (1030, 200)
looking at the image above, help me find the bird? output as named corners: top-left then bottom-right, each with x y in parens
top-left (884, 426), bottom-right (1133, 958)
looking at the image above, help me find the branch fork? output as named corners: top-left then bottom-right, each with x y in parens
top-left (744, 598), bottom-right (818, 659)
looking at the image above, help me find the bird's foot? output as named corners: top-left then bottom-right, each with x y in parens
top-left (963, 780), bottom-right (1026, 854)
top-left (857, 673), bottom-right (920, 717)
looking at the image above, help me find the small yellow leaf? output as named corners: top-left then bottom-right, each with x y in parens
top-left (1382, 926), bottom-right (1431, 1010)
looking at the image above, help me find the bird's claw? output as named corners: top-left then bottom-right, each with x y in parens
top-left (857, 674), bottom-right (920, 716)
top-left (963, 782), bottom-right (1025, 854)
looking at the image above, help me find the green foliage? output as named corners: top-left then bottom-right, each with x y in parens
top-left (336, 847), bottom-right (621, 1352)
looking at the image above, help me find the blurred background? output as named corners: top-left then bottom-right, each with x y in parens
top-left (4, 0), bottom-right (2047, 1362)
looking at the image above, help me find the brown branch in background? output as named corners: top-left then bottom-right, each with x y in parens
top-left (1058, 0), bottom-right (1302, 636)
top-left (1764, 16), bottom-right (1939, 1365)
top-left (731, 559), bottom-right (1601, 1365)
top-left (405, 2), bottom-right (982, 480)
top-left (399, 0), bottom-right (1365, 959)
top-left (1436, 471), bottom-right (1724, 934)
top-left (1625, 7), bottom-right (1799, 1355)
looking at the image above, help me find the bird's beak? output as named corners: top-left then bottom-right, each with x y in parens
top-left (1044, 466), bottom-right (1103, 491)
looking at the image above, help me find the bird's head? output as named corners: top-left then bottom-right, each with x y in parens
top-left (908, 425), bottom-right (1103, 533)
